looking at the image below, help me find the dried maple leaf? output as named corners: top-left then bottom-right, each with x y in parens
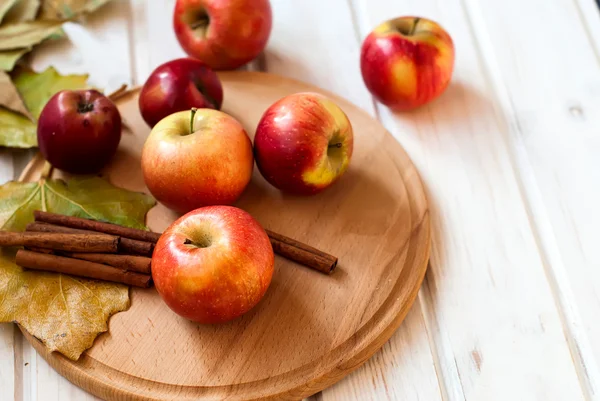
top-left (0, 70), bottom-right (31, 118)
top-left (0, 0), bottom-right (19, 23)
top-left (0, 67), bottom-right (88, 147)
top-left (0, 20), bottom-right (63, 51)
top-left (4, 0), bottom-right (40, 23)
top-left (0, 107), bottom-right (36, 147)
top-left (0, 176), bottom-right (156, 360)
top-left (38, 0), bottom-right (112, 20)
top-left (0, 48), bottom-right (30, 71)
top-left (13, 66), bottom-right (88, 119)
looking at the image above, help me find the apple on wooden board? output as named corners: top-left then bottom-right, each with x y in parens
top-left (139, 58), bottom-right (223, 127)
top-left (141, 108), bottom-right (253, 213)
top-left (37, 90), bottom-right (121, 174)
top-left (152, 205), bottom-right (275, 324)
top-left (173, 0), bottom-right (272, 70)
top-left (360, 16), bottom-right (455, 111)
top-left (253, 92), bottom-right (354, 195)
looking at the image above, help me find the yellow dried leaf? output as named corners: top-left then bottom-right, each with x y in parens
top-left (0, 177), bottom-right (156, 360)
top-left (39, 0), bottom-right (112, 19)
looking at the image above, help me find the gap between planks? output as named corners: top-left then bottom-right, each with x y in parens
top-left (458, 0), bottom-right (600, 399)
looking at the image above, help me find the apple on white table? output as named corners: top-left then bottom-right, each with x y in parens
top-left (173, 0), bottom-right (272, 70)
top-left (360, 16), bottom-right (455, 110)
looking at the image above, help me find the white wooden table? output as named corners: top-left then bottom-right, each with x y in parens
top-left (2, 0), bottom-right (600, 399)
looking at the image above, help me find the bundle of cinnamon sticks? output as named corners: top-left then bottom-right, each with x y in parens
top-left (0, 211), bottom-right (337, 288)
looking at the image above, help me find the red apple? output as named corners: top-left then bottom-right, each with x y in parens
top-left (141, 108), bottom-right (253, 213)
top-left (152, 205), bottom-right (274, 324)
top-left (254, 92), bottom-right (354, 195)
top-left (37, 90), bottom-right (121, 174)
top-left (139, 58), bottom-right (223, 127)
top-left (360, 16), bottom-right (455, 111)
top-left (173, 0), bottom-right (272, 70)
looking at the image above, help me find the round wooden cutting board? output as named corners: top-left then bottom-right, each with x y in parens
top-left (21, 71), bottom-right (430, 400)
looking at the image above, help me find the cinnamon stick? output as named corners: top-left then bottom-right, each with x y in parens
top-left (34, 211), bottom-right (161, 243)
top-left (0, 231), bottom-right (119, 253)
top-left (32, 212), bottom-right (339, 274)
top-left (267, 232), bottom-right (338, 274)
top-left (15, 249), bottom-right (152, 288)
top-left (265, 230), bottom-right (338, 274)
top-left (26, 246), bottom-right (152, 274)
top-left (26, 222), bottom-right (154, 256)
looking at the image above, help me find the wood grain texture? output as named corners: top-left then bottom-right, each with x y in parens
top-left (352, 0), bottom-right (591, 400)
top-left (3, 0), bottom-right (599, 400)
top-left (20, 72), bottom-right (430, 400)
top-left (470, 0), bottom-right (600, 397)
top-left (262, 2), bottom-right (444, 400)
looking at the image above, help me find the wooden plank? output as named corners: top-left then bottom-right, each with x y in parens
top-left (129, 0), bottom-right (186, 86)
top-left (265, 1), bottom-right (443, 400)
top-left (0, 324), bottom-right (16, 400)
top-left (352, 0), bottom-right (590, 399)
top-left (465, 0), bottom-right (600, 397)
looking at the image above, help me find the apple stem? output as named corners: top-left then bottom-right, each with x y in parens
top-left (328, 143), bottom-right (343, 148)
top-left (190, 20), bottom-right (208, 30)
top-left (409, 18), bottom-right (421, 36)
top-left (190, 107), bottom-right (198, 135)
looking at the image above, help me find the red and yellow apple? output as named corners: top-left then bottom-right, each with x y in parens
top-left (360, 16), bottom-right (455, 111)
top-left (139, 58), bottom-right (223, 127)
top-left (37, 89), bottom-right (121, 174)
top-left (141, 108), bottom-right (253, 213)
top-left (254, 92), bottom-right (354, 195)
top-left (173, 0), bottom-right (272, 70)
top-left (152, 206), bottom-right (274, 324)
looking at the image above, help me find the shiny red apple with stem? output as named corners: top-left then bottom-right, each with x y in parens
top-left (141, 108), bottom-right (254, 213)
top-left (139, 58), bottom-right (223, 127)
top-left (360, 16), bottom-right (455, 111)
top-left (173, 0), bottom-right (272, 70)
top-left (254, 92), bottom-right (354, 195)
top-left (152, 205), bottom-right (275, 324)
top-left (37, 89), bottom-right (122, 174)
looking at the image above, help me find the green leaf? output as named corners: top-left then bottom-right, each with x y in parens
top-left (0, 0), bottom-right (19, 23)
top-left (0, 48), bottom-right (30, 71)
top-left (4, 0), bottom-right (41, 23)
top-left (0, 70), bottom-right (32, 118)
top-left (0, 176), bottom-right (156, 360)
top-left (38, 0), bottom-right (112, 19)
top-left (0, 20), bottom-right (63, 50)
top-left (13, 66), bottom-right (88, 119)
top-left (0, 107), bottom-right (36, 147)
top-left (0, 67), bottom-right (88, 148)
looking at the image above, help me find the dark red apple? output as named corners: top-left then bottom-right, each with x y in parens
top-left (139, 58), bottom-right (223, 127)
top-left (37, 90), bottom-right (122, 174)
top-left (152, 205), bottom-right (275, 324)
